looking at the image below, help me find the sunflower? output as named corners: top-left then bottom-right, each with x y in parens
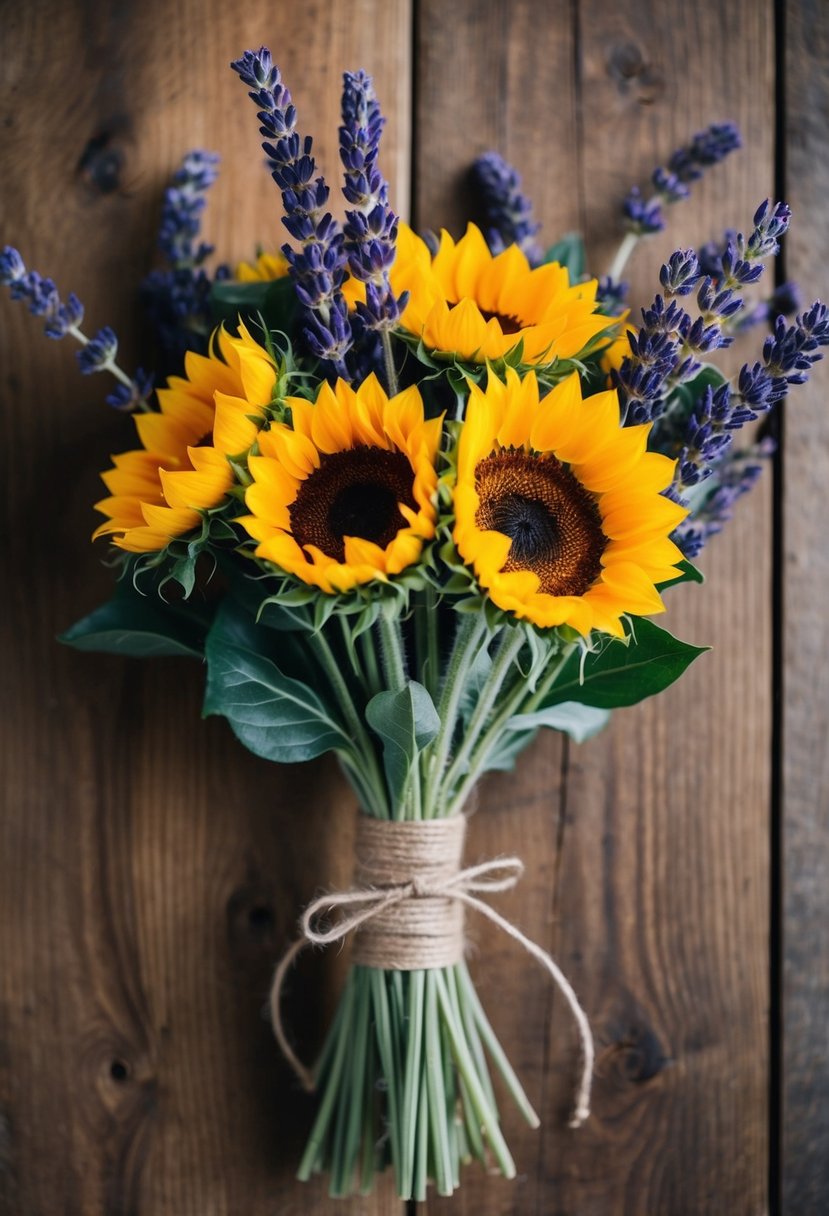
top-left (93, 323), bottom-right (278, 553)
top-left (241, 375), bottom-right (442, 593)
top-left (235, 250), bottom-right (290, 282)
top-left (453, 368), bottom-right (688, 636)
top-left (343, 222), bottom-right (613, 366)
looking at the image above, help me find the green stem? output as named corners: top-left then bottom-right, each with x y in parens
top-left (377, 611), bottom-right (407, 691)
top-left (424, 970), bottom-right (454, 1195)
top-left (424, 614), bottom-right (489, 814)
top-left (310, 629), bottom-right (388, 816)
top-left (297, 973), bottom-right (357, 1181)
top-left (606, 229), bottom-right (641, 283)
top-left (440, 626), bottom-right (525, 810)
top-left (381, 329), bottom-right (399, 396)
top-left (457, 961), bottom-right (539, 1128)
top-left (433, 970), bottom-right (516, 1179)
top-left (400, 969), bottom-right (425, 1198)
top-left (370, 968), bottom-right (404, 1194)
top-left (445, 639), bottom-right (577, 817)
top-left (359, 629), bottom-right (383, 698)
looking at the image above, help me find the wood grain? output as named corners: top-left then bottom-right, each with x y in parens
top-left (0, 2), bottom-right (410, 1213)
top-left (781, 2), bottom-right (829, 1209)
top-left (416, 2), bottom-right (773, 1213)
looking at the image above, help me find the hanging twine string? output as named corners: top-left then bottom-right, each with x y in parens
top-left (269, 815), bottom-right (595, 1129)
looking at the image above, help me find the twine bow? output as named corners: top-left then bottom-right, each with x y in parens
top-left (270, 843), bottom-right (594, 1129)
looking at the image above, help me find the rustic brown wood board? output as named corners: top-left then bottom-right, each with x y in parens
top-left (0, 1), bottom-right (825, 1212)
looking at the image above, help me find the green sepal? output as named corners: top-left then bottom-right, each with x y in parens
top-left (539, 618), bottom-right (708, 710)
top-left (60, 576), bottom-right (212, 658)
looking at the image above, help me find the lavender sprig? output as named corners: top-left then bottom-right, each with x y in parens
top-left (673, 440), bottom-right (775, 558)
top-left (1, 246), bottom-right (152, 410)
top-left (667, 301), bottom-right (829, 552)
top-left (339, 70), bottom-right (407, 391)
top-left (469, 152), bottom-right (542, 264)
top-left (698, 225), bottom-right (801, 335)
top-left (608, 121), bottom-right (741, 281)
top-left (141, 150), bottom-right (227, 364)
top-left (231, 47), bottom-right (352, 376)
top-left (614, 200), bottom-right (793, 426)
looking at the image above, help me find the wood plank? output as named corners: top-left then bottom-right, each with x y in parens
top-left (416, 2), bottom-right (773, 1212)
top-left (0, 2), bottom-right (411, 1213)
top-left (782, 2), bottom-right (829, 1208)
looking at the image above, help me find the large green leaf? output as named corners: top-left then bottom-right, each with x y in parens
top-left (507, 702), bottom-right (611, 743)
top-left (366, 681), bottom-right (440, 804)
top-left (60, 580), bottom-right (211, 658)
top-left (540, 619), bottom-right (708, 710)
top-left (203, 634), bottom-right (350, 763)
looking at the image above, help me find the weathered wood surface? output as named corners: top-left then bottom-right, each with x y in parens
top-left (782, 2), bottom-right (829, 1210)
top-left (0, 1), bottom-right (824, 1213)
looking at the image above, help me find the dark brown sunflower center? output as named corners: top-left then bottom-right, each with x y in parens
top-left (289, 446), bottom-right (417, 563)
top-left (474, 451), bottom-right (606, 596)
top-left (478, 308), bottom-right (523, 334)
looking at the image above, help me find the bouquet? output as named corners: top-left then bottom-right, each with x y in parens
top-left (3, 44), bottom-right (826, 1201)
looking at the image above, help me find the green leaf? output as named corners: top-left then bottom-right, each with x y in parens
top-left (60, 580), bottom-right (211, 658)
top-left (657, 559), bottom-right (704, 592)
top-left (482, 728), bottom-right (539, 774)
top-left (210, 276), bottom-right (297, 334)
top-left (366, 681), bottom-right (440, 804)
top-left (540, 619), bottom-right (708, 710)
top-left (203, 635), bottom-right (350, 763)
top-left (507, 702), bottom-right (611, 743)
top-left (543, 232), bottom-right (586, 279)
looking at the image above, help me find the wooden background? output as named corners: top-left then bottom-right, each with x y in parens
top-left (0, 1), bottom-right (826, 1212)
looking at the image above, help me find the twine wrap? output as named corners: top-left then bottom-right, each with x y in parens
top-left (352, 816), bottom-right (467, 969)
top-left (270, 814), bottom-right (595, 1128)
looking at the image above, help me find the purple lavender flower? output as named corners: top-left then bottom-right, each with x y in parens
top-left (668, 301), bottom-right (828, 509)
top-left (673, 441), bottom-right (773, 558)
top-left (339, 70), bottom-right (406, 337)
top-left (141, 150), bottom-right (226, 364)
top-left (469, 152), bottom-right (542, 263)
top-left (623, 186), bottom-right (665, 236)
top-left (620, 123), bottom-right (741, 241)
top-left (106, 367), bottom-right (155, 412)
top-left (596, 275), bottom-right (630, 315)
top-left (77, 326), bottom-right (119, 374)
top-left (667, 122), bottom-right (741, 183)
top-left (231, 47), bottom-right (352, 375)
top-left (1, 245), bottom-right (152, 409)
top-left (615, 199), bottom-right (794, 426)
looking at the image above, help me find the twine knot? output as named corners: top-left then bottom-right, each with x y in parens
top-left (270, 814), bottom-right (594, 1128)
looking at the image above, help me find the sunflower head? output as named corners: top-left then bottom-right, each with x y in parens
top-left (453, 368), bottom-right (688, 637)
top-left (241, 375), bottom-right (442, 594)
top-left (345, 221), bottom-right (614, 369)
top-left (93, 323), bottom-right (278, 553)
